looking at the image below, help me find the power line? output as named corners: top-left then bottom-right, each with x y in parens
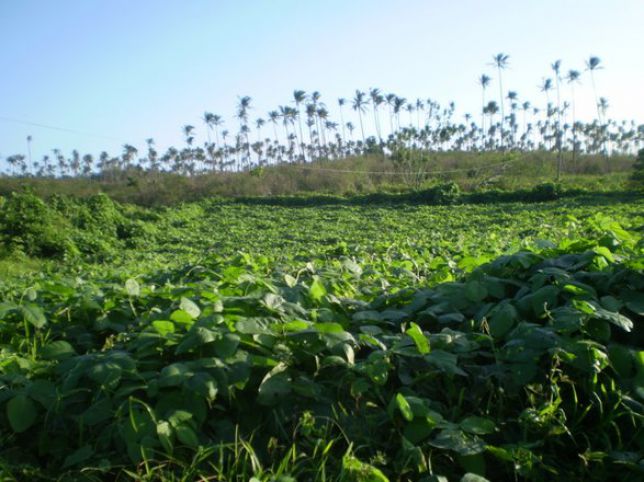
top-left (0, 115), bottom-right (129, 143)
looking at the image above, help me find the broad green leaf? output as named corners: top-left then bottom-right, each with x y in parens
top-left (62, 445), bottom-right (94, 469)
top-left (159, 363), bottom-right (192, 387)
top-left (309, 278), bottom-right (327, 302)
top-left (465, 280), bottom-right (487, 302)
top-left (460, 416), bottom-right (496, 435)
top-left (429, 429), bottom-right (485, 455)
top-left (125, 278), bottom-right (140, 297)
top-left (26, 380), bottom-right (57, 409)
top-left (7, 394), bottom-right (38, 433)
top-left (342, 454), bottom-right (389, 482)
top-left (40, 340), bottom-right (76, 360)
top-left (212, 333), bottom-right (240, 358)
top-left (179, 297), bottom-right (201, 319)
top-left (152, 320), bottom-right (175, 336)
top-left (21, 303), bottom-right (46, 329)
top-left (175, 424), bottom-right (199, 448)
top-left (157, 421), bottom-right (173, 453)
top-left (461, 474), bottom-right (490, 482)
top-left (406, 322), bottom-right (430, 354)
top-left (592, 306), bottom-right (633, 332)
top-left (395, 393), bottom-right (414, 421)
top-left (489, 303), bottom-right (516, 338)
top-left (258, 365), bottom-right (292, 405)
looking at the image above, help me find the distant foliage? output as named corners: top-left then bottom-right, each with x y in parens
top-left (0, 192), bottom-right (75, 258)
top-left (0, 192), bottom-right (155, 259)
top-left (631, 148), bottom-right (644, 187)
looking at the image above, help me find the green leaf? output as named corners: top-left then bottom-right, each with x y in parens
top-left (179, 297), bottom-right (201, 319)
top-left (125, 278), bottom-right (140, 297)
top-left (309, 278), bottom-right (327, 302)
top-left (258, 365), bottom-right (292, 405)
top-left (342, 454), bottom-right (389, 482)
top-left (175, 424), bottom-right (199, 448)
top-left (489, 303), bottom-right (517, 338)
top-left (157, 421), bottom-right (174, 453)
top-left (40, 340), bottom-right (76, 360)
top-left (27, 380), bottom-right (57, 409)
top-left (21, 303), bottom-right (46, 329)
top-left (592, 306), bottom-right (633, 332)
top-left (461, 474), bottom-right (490, 482)
top-left (170, 309), bottom-right (194, 325)
top-left (152, 320), bottom-right (175, 336)
top-left (0, 301), bottom-right (18, 319)
top-left (395, 393), bottom-right (414, 421)
top-left (7, 394), bottom-right (38, 433)
top-left (62, 445), bottom-right (94, 469)
top-left (212, 333), bottom-right (240, 358)
top-left (465, 280), bottom-right (487, 302)
top-left (429, 429), bottom-right (485, 456)
top-left (159, 363), bottom-right (192, 387)
top-left (460, 416), bottom-right (496, 435)
top-left (406, 322), bottom-right (430, 354)
top-left (81, 398), bottom-right (113, 426)
top-left (175, 326), bottom-right (216, 354)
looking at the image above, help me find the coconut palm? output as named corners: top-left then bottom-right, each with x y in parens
top-left (479, 74), bottom-right (491, 143)
top-left (551, 60), bottom-right (564, 178)
top-left (490, 53), bottom-right (510, 146)
top-left (352, 90), bottom-right (368, 143)
top-left (567, 69), bottom-right (581, 166)
top-left (293, 90), bottom-right (307, 160)
top-left (585, 56), bottom-right (603, 124)
top-left (337, 98), bottom-right (347, 141)
top-left (369, 88), bottom-right (383, 141)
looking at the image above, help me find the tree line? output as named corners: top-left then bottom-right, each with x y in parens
top-left (3, 54), bottom-right (642, 179)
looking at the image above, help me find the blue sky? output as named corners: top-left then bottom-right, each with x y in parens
top-left (1, 0), bottom-right (642, 165)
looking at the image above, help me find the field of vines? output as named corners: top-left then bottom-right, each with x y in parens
top-left (0, 190), bottom-right (643, 481)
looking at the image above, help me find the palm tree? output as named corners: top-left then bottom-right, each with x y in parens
top-left (393, 97), bottom-right (406, 131)
top-left (352, 90), bottom-right (368, 143)
top-left (385, 93), bottom-right (396, 135)
top-left (585, 56), bottom-right (603, 124)
top-left (293, 90), bottom-right (307, 160)
top-left (551, 60), bottom-right (563, 178)
top-left (566, 69), bottom-right (581, 167)
top-left (479, 74), bottom-right (491, 143)
top-left (255, 118), bottom-right (265, 142)
top-left (337, 98), bottom-right (347, 140)
top-left (369, 88), bottom-right (383, 141)
top-left (203, 112), bottom-right (215, 143)
top-left (490, 53), bottom-right (510, 147)
top-left (268, 111), bottom-right (280, 142)
top-left (26, 135), bottom-right (33, 169)
top-left (236, 96), bottom-right (252, 164)
top-left (212, 114), bottom-right (224, 146)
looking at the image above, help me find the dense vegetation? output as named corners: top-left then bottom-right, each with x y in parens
top-left (0, 151), bottom-right (637, 206)
top-left (0, 186), bottom-right (642, 480)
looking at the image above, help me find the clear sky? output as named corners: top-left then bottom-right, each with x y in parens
top-left (1, 0), bottom-right (642, 166)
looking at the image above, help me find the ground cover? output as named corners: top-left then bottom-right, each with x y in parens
top-left (0, 192), bottom-right (642, 480)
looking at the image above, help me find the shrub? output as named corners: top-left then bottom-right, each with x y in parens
top-left (630, 148), bottom-right (644, 187)
top-left (0, 192), bottom-right (76, 258)
top-left (416, 181), bottom-right (461, 204)
top-left (529, 182), bottom-right (562, 201)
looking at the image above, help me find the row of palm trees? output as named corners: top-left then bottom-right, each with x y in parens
top-left (3, 54), bottom-right (642, 178)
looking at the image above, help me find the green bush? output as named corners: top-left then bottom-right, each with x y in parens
top-left (529, 182), bottom-right (562, 201)
top-left (0, 192), bottom-right (76, 258)
top-left (630, 148), bottom-right (644, 187)
top-left (416, 181), bottom-right (462, 204)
